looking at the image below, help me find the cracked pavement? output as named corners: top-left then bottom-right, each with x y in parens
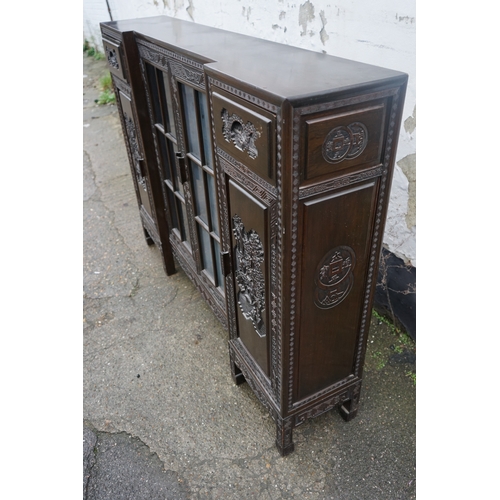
top-left (83, 53), bottom-right (416, 499)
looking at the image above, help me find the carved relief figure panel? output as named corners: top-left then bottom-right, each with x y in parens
top-left (228, 180), bottom-right (270, 376)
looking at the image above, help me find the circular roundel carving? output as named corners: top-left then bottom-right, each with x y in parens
top-left (322, 126), bottom-right (351, 163)
top-left (313, 246), bottom-right (356, 309)
top-left (322, 122), bottom-right (368, 164)
top-left (346, 122), bottom-right (368, 159)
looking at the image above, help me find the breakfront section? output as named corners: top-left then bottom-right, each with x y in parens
top-left (207, 73), bottom-right (407, 455)
top-left (135, 38), bottom-right (226, 327)
top-left (100, 27), bottom-right (176, 276)
top-left (100, 16), bottom-right (407, 456)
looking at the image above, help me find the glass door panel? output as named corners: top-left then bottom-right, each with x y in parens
top-left (179, 82), bottom-right (223, 293)
top-left (145, 62), bottom-right (191, 253)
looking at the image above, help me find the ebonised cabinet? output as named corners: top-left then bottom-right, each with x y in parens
top-left (100, 16), bottom-right (407, 456)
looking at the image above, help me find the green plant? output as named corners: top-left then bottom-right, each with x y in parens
top-left (96, 72), bottom-right (116, 105)
top-left (406, 370), bottom-right (416, 386)
top-left (371, 350), bottom-right (387, 370)
top-left (83, 39), bottom-right (105, 61)
top-left (373, 310), bottom-right (415, 348)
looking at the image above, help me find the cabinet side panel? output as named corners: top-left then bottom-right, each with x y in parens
top-left (296, 181), bottom-right (378, 402)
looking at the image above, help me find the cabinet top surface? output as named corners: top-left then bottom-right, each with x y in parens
top-left (101, 16), bottom-right (407, 101)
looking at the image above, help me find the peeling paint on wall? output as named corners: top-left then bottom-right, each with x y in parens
top-left (242, 6), bottom-right (251, 21)
top-left (319, 10), bottom-right (329, 45)
top-left (186, 0), bottom-right (194, 21)
top-left (404, 105), bottom-right (416, 135)
top-left (397, 153), bottom-right (416, 229)
top-left (299, 1), bottom-right (315, 36)
top-left (397, 14), bottom-right (415, 24)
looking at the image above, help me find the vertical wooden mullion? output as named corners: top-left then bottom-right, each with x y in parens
top-left (176, 80), bottom-right (202, 271)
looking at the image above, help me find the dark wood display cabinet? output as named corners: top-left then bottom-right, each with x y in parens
top-left (100, 16), bottom-right (408, 456)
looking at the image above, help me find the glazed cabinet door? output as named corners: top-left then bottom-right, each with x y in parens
top-left (137, 40), bottom-right (226, 324)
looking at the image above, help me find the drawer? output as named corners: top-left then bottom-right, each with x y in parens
top-left (212, 90), bottom-right (275, 184)
top-left (103, 38), bottom-right (126, 81)
top-left (303, 99), bottom-right (388, 181)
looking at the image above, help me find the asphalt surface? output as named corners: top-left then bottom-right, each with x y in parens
top-left (83, 52), bottom-right (416, 499)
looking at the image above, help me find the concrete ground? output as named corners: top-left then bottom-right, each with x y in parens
top-left (83, 52), bottom-right (416, 500)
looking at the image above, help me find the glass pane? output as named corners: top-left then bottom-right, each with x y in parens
top-left (157, 132), bottom-right (172, 183)
top-left (162, 72), bottom-right (176, 137)
top-left (206, 173), bottom-right (219, 235)
top-left (198, 92), bottom-right (214, 168)
top-left (181, 84), bottom-right (201, 160)
top-left (167, 139), bottom-right (179, 190)
top-left (178, 199), bottom-right (191, 248)
top-left (198, 226), bottom-right (214, 280)
top-left (145, 63), bottom-right (162, 125)
top-left (214, 239), bottom-right (224, 292)
top-left (166, 187), bottom-right (179, 231)
top-left (190, 161), bottom-right (208, 224)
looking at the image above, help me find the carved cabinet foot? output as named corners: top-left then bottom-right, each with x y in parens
top-left (276, 417), bottom-right (294, 456)
top-left (339, 397), bottom-right (359, 422)
top-left (230, 360), bottom-right (246, 386)
top-left (144, 228), bottom-right (155, 246)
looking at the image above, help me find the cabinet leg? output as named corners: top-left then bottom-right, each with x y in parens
top-left (276, 417), bottom-right (294, 456)
top-left (144, 227), bottom-right (155, 246)
top-left (230, 360), bottom-right (245, 385)
top-left (160, 248), bottom-right (176, 276)
top-left (339, 397), bottom-right (359, 422)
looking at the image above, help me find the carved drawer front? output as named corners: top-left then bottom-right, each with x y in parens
top-left (103, 38), bottom-right (126, 81)
top-left (212, 91), bottom-right (275, 184)
top-left (303, 99), bottom-right (388, 181)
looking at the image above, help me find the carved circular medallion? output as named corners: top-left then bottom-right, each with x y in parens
top-left (322, 127), bottom-right (351, 163)
top-left (346, 122), bottom-right (368, 159)
top-left (322, 122), bottom-right (368, 164)
top-left (314, 246), bottom-right (356, 309)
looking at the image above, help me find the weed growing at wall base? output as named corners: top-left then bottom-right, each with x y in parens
top-left (83, 39), bottom-right (105, 61)
top-left (96, 73), bottom-right (116, 105)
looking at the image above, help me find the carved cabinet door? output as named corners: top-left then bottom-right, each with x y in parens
top-left (210, 85), bottom-right (279, 381)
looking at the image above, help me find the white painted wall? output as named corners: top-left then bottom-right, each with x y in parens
top-left (83, 0), bottom-right (416, 266)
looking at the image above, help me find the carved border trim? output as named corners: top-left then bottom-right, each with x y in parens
top-left (271, 107), bottom-right (283, 403)
top-left (112, 76), bottom-right (131, 99)
top-left (217, 148), bottom-right (277, 198)
top-left (136, 38), bottom-right (204, 69)
top-left (294, 381), bottom-right (361, 426)
top-left (293, 375), bottom-right (356, 409)
top-left (137, 42), bottom-right (205, 92)
top-left (353, 89), bottom-right (402, 377)
top-left (299, 165), bottom-right (383, 199)
top-left (218, 155), bottom-right (276, 206)
top-left (209, 78), bottom-right (279, 113)
top-left (101, 27), bottom-right (122, 42)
